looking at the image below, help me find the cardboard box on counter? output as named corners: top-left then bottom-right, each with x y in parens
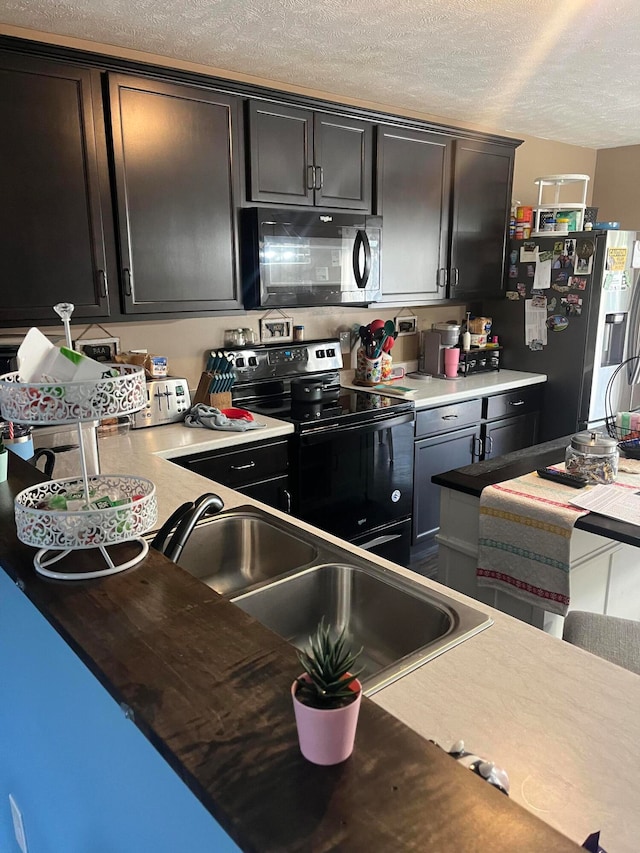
top-left (115, 352), bottom-right (168, 378)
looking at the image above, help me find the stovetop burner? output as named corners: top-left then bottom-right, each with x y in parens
top-left (245, 388), bottom-right (413, 431)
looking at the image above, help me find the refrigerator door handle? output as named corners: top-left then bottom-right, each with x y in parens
top-left (627, 269), bottom-right (640, 383)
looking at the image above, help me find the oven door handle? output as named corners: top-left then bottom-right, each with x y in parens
top-left (352, 229), bottom-right (372, 289)
top-left (357, 533), bottom-right (401, 550)
top-left (300, 411), bottom-right (414, 445)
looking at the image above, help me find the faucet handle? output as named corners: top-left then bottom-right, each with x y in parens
top-left (163, 493), bottom-right (225, 563)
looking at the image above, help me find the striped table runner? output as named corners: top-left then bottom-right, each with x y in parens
top-left (477, 467), bottom-right (640, 615)
top-left (477, 471), bottom-right (585, 616)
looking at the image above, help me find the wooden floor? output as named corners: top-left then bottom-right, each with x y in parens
top-left (408, 544), bottom-right (439, 579)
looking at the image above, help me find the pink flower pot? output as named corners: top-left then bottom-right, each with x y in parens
top-left (291, 674), bottom-right (362, 766)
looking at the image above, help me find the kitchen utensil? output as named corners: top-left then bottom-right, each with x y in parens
top-left (291, 377), bottom-right (324, 403)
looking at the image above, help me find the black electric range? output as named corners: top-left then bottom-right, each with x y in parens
top-left (222, 339), bottom-right (415, 566)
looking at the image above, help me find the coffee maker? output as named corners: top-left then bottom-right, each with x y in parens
top-left (416, 323), bottom-right (461, 378)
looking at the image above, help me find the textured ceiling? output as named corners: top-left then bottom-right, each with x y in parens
top-left (2, 0), bottom-right (639, 148)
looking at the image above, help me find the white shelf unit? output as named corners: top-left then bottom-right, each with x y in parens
top-left (0, 364), bottom-right (158, 580)
top-left (532, 174), bottom-right (590, 235)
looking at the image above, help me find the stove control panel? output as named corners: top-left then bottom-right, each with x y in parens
top-left (223, 339), bottom-right (343, 382)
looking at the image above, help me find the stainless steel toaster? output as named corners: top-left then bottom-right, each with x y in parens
top-left (131, 377), bottom-right (191, 429)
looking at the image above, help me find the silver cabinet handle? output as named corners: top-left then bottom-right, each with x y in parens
top-left (314, 165), bottom-right (323, 190)
top-left (230, 461), bottom-right (256, 471)
top-left (307, 165), bottom-right (315, 190)
top-left (437, 268), bottom-right (447, 290)
top-left (97, 269), bottom-right (108, 298)
top-left (122, 267), bottom-right (133, 297)
top-left (509, 400), bottom-right (525, 407)
top-left (441, 414), bottom-right (458, 420)
top-left (486, 435), bottom-right (494, 456)
top-left (451, 267), bottom-right (459, 288)
top-left (473, 436), bottom-right (483, 460)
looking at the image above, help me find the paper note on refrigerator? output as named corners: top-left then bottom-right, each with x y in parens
top-left (524, 299), bottom-right (548, 346)
top-left (532, 256), bottom-right (552, 290)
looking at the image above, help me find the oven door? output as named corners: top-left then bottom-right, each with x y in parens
top-left (291, 411), bottom-right (414, 542)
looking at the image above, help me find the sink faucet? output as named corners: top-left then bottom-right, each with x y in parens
top-left (160, 493), bottom-right (225, 563)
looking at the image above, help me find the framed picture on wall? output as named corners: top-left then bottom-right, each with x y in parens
top-left (259, 316), bottom-right (293, 343)
top-left (73, 337), bottom-right (120, 363)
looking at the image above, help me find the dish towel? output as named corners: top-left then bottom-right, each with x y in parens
top-left (476, 470), bottom-right (589, 616)
top-left (184, 403), bottom-right (266, 433)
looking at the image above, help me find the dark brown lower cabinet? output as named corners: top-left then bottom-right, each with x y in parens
top-left (412, 386), bottom-right (542, 546)
top-left (169, 437), bottom-right (291, 513)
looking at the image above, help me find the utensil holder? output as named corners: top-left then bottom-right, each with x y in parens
top-left (354, 348), bottom-right (384, 386)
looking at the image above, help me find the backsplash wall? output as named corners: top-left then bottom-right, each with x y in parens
top-left (2, 304), bottom-right (465, 390)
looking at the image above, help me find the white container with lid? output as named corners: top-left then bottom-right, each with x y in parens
top-left (565, 431), bottom-right (619, 484)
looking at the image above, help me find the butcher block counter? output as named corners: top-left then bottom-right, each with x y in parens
top-left (2, 421), bottom-right (638, 851)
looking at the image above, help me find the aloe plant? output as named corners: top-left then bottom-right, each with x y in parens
top-left (295, 618), bottom-right (363, 710)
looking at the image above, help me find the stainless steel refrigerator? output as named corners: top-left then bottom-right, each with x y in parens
top-left (483, 229), bottom-right (640, 441)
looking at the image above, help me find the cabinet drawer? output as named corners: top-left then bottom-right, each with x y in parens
top-left (176, 438), bottom-right (289, 488)
top-left (484, 386), bottom-right (541, 421)
top-left (416, 398), bottom-right (482, 438)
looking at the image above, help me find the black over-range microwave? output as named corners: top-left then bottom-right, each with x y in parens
top-left (241, 207), bottom-right (382, 309)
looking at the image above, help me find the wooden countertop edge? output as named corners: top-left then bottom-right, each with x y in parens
top-left (0, 455), bottom-right (580, 851)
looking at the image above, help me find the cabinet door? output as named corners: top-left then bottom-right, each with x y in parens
top-left (0, 53), bottom-right (112, 321)
top-left (314, 113), bottom-right (372, 210)
top-left (247, 101), bottom-right (314, 206)
top-left (413, 425), bottom-right (479, 545)
top-left (377, 126), bottom-right (452, 303)
top-left (449, 139), bottom-right (514, 300)
top-left (482, 411), bottom-right (539, 460)
top-left (109, 74), bottom-right (242, 314)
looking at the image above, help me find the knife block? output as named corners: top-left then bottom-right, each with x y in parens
top-left (193, 372), bottom-right (232, 409)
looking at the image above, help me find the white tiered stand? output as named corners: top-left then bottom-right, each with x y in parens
top-left (532, 174), bottom-right (590, 235)
top-left (0, 304), bottom-right (157, 581)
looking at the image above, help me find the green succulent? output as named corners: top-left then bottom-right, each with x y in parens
top-left (295, 617), bottom-right (363, 709)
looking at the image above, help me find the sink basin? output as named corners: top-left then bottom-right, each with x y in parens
top-left (232, 562), bottom-right (492, 695)
top-left (170, 511), bottom-right (318, 596)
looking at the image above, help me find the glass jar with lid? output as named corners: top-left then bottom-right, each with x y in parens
top-left (565, 431), bottom-right (619, 484)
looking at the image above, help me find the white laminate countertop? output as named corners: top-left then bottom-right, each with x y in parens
top-left (341, 368), bottom-right (547, 409)
top-left (95, 418), bottom-right (636, 852)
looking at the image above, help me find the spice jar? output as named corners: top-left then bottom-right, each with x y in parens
top-left (565, 431), bottom-right (619, 484)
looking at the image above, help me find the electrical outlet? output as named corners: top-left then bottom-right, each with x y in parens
top-left (9, 795), bottom-right (28, 853)
top-left (338, 330), bottom-right (351, 354)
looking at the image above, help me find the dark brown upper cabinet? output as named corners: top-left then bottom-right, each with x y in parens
top-left (448, 139), bottom-right (515, 301)
top-left (108, 74), bottom-right (243, 314)
top-left (247, 100), bottom-right (373, 210)
top-left (376, 126), bottom-right (453, 304)
top-left (0, 53), bottom-right (114, 322)
top-left (377, 132), bottom-right (515, 305)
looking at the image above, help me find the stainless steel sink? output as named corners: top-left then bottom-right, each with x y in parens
top-left (231, 562), bottom-right (492, 695)
top-left (168, 510), bottom-right (318, 596)
top-left (160, 504), bottom-right (492, 691)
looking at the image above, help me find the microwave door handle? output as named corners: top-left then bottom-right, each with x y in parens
top-left (352, 229), bottom-right (372, 289)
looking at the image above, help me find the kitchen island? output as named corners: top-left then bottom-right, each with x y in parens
top-left (2, 422), bottom-right (639, 851)
top-left (433, 436), bottom-right (640, 636)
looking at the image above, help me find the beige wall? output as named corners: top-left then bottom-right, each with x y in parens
top-left (592, 145), bottom-right (640, 230)
top-left (511, 135), bottom-right (596, 208)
